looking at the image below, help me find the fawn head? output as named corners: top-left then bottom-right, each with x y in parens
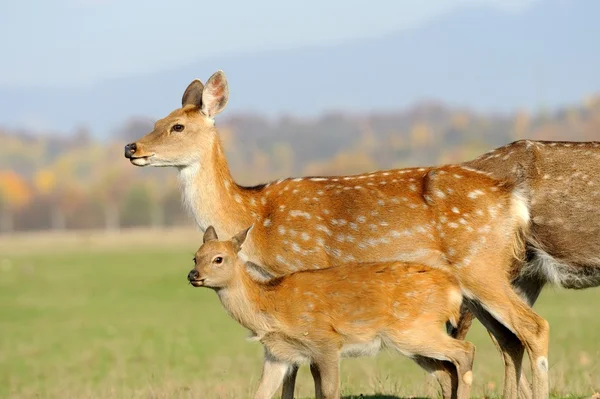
top-left (124, 70), bottom-right (229, 167)
top-left (188, 225), bottom-right (253, 288)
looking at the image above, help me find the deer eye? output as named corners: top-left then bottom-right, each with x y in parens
top-left (192, 257), bottom-right (197, 265)
top-left (172, 124), bottom-right (185, 132)
top-left (213, 256), bottom-right (223, 265)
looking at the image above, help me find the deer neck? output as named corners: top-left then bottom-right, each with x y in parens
top-left (216, 262), bottom-right (273, 335)
top-left (177, 135), bottom-right (255, 236)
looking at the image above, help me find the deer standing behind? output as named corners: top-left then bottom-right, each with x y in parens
top-left (124, 70), bottom-right (550, 399)
top-left (465, 139), bottom-right (600, 292)
top-left (188, 226), bottom-right (476, 399)
top-left (453, 139), bottom-right (600, 398)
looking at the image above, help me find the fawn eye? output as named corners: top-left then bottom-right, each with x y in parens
top-left (192, 257), bottom-right (197, 265)
top-left (172, 124), bottom-right (185, 132)
top-left (213, 256), bottom-right (223, 265)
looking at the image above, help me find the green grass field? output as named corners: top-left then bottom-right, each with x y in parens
top-left (0, 230), bottom-right (598, 398)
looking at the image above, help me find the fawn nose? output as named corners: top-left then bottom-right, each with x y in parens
top-left (124, 143), bottom-right (137, 158)
top-left (188, 269), bottom-right (199, 281)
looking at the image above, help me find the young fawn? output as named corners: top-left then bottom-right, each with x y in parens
top-left (188, 225), bottom-right (476, 399)
top-left (125, 70), bottom-right (550, 399)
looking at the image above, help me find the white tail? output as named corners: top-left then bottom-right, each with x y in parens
top-left (125, 71), bottom-right (550, 399)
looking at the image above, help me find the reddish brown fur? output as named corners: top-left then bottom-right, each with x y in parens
top-left (189, 227), bottom-right (475, 399)
top-left (125, 71), bottom-right (550, 399)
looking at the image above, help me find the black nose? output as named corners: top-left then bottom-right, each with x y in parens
top-left (188, 269), bottom-right (199, 281)
top-left (124, 143), bottom-right (137, 158)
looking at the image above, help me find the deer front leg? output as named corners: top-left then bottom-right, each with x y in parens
top-left (310, 363), bottom-right (324, 399)
top-left (281, 364), bottom-right (298, 399)
top-left (254, 350), bottom-right (290, 399)
top-left (312, 356), bottom-right (341, 399)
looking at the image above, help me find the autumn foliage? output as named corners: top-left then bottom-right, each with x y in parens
top-left (1, 95), bottom-right (600, 233)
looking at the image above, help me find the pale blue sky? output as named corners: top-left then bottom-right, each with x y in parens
top-left (1, 0), bottom-right (537, 88)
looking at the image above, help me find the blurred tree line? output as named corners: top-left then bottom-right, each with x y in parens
top-left (1, 95), bottom-right (600, 234)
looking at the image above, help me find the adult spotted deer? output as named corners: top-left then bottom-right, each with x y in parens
top-left (187, 225), bottom-right (476, 399)
top-left (455, 140), bottom-right (600, 398)
top-left (466, 140), bottom-right (600, 291)
top-left (124, 71), bottom-right (550, 399)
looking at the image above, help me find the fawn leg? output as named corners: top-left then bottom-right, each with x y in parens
top-left (254, 350), bottom-right (290, 399)
top-left (313, 356), bottom-right (341, 399)
top-left (281, 364), bottom-right (298, 399)
top-left (412, 356), bottom-right (458, 399)
top-left (390, 329), bottom-right (475, 399)
top-left (310, 363), bottom-right (324, 399)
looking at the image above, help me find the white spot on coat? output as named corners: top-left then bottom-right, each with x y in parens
top-left (289, 210), bottom-right (312, 219)
top-left (468, 190), bottom-right (484, 199)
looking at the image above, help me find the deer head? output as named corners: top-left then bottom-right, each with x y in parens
top-left (188, 225), bottom-right (253, 288)
top-left (124, 71), bottom-right (229, 167)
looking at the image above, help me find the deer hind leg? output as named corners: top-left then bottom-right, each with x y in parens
top-left (454, 270), bottom-right (545, 399)
top-left (388, 330), bottom-right (475, 399)
top-left (467, 273), bottom-right (545, 399)
top-left (449, 340), bottom-right (476, 399)
top-left (456, 298), bottom-right (531, 399)
top-left (463, 280), bottom-right (549, 399)
top-left (412, 356), bottom-right (458, 399)
top-left (447, 302), bottom-right (474, 339)
top-left (506, 274), bottom-right (546, 399)
top-left (467, 302), bottom-right (525, 399)
top-left (414, 301), bottom-right (476, 399)
top-left (494, 333), bottom-right (533, 399)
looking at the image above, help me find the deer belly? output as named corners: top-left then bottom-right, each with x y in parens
top-left (341, 337), bottom-right (383, 358)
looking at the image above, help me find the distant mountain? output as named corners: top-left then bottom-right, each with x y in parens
top-left (1, 0), bottom-right (598, 134)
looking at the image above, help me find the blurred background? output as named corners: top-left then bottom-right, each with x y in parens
top-left (1, 1), bottom-right (600, 398)
top-left (1, 0), bottom-right (600, 233)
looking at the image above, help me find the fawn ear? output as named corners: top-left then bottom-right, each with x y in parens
top-left (182, 79), bottom-right (205, 108)
top-left (232, 225), bottom-right (253, 253)
top-left (203, 226), bottom-right (219, 243)
top-left (201, 70), bottom-right (229, 118)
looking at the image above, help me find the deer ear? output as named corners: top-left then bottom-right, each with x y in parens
top-left (203, 226), bottom-right (219, 243)
top-left (182, 79), bottom-right (205, 107)
top-left (232, 225), bottom-right (253, 253)
top-left (201, 70), bottom-right (229, 118)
